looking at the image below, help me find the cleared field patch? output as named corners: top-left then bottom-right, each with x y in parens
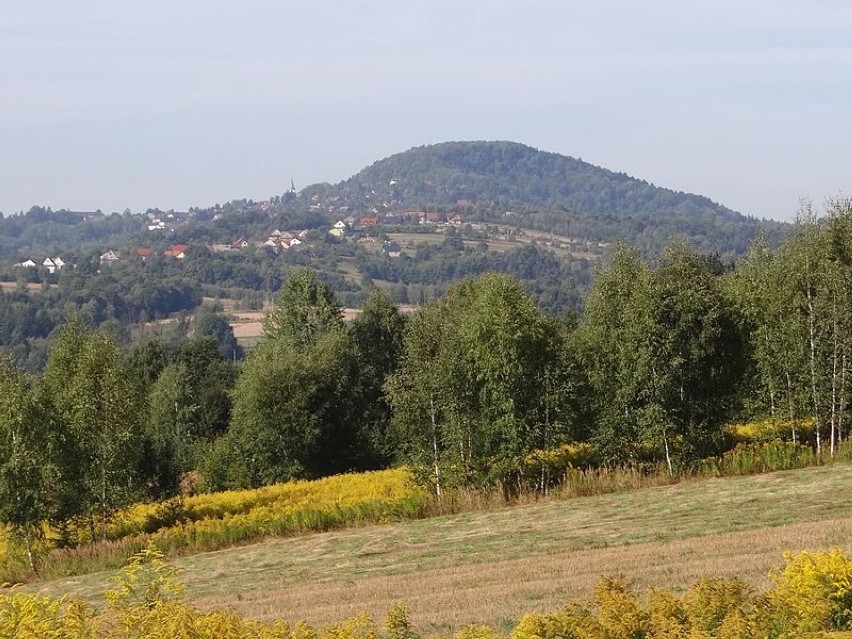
top-left (28, 464), bottom-right (852, 634)
top-left (0, 281), bottom-right (55, 292)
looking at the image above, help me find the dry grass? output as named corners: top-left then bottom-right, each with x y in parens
top-left (0, 281), bottom-right (54, 292)
top-left (26, 463), bottom-right (852, 635)
top-left (188, 519), bottom-right (851, 636)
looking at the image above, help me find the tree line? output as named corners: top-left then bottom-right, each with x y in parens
top-left (1, 199), bottom-right (850, 564)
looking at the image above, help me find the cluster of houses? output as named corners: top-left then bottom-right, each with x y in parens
top-left (98, 244), bottom-right (190, 264)
top-left (96, 228), bottom-right (311, 265)
top-left (208, 229), bottom-right (308, 254)
top-left (13, 208), bottom-right (460, 272)
top-left (329, 211), bottom-right (463, 238)
top-left (14, 256), bottom-right (66, 273)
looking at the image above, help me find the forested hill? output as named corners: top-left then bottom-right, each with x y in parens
top-left (0, 142), bottom-right (787, 260)
top-left (311, 141), bottom-right (785, 254)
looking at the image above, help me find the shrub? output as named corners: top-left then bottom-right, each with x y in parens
top-left (768, 548), bottom-right (852, 633)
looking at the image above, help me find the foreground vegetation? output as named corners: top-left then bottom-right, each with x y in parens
top-left (0, 417), bottom-right (848, 585)
top-left (0, 469), bottom-right (425, 584)
top-left (19, 463), bottom-right (852, 634)
top-left (8, 543), bottom-right (852, 637)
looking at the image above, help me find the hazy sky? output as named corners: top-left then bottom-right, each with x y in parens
top-left (3, 1), bottom-right (851, 221)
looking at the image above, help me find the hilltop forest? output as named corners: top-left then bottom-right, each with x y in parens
top-left (0, 197), bottom-right (849, 563)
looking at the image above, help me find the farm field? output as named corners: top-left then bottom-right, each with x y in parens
top-left (27, 463), bottom-right (852, 636)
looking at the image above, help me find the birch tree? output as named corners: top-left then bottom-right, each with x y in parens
top-left (39, 318), bottom-right (143, 540)
top-left (0, 357), bottom-right (51, 571)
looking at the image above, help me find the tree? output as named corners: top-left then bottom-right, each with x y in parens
top-left (579, 242), bottom-right (746, 471)
top-left (0, 356), bottom-right (51, 571)
top-left (578, 244), bottom-right (652, 464)
top-left (193, 305), bottom-right (243, 361)
top-left (349, 287), bottom-right (407, 466)
top-left (141, 362), bottom-right (193, 498)
top-left (726, 234), bottom-right (807, 441)
top-left (125, 338), bottom-right (172, 398)
top-left (771, 198), bottom-right (852, 455)
top-left (385, 299), bottom-right (460, 495)
top-left (139, 338), bottom-right (237, 496)
top-left (262, 269), bottom-right (343, 347)
top-left (387, 274), bottom-right (562, 492)
top-left (38, 318), bottom-right (144, 540)
top-left (642, 242), bottom-right (746, 468)
top-left (221, 329), bottom-right (361, 488)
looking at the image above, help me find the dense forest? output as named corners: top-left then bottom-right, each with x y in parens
top-left (0, 199), bottom-right (849, 564)
top-left (328, 141), bottom-right (788, 254)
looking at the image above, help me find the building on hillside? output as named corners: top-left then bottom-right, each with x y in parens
top-left (100, 250), bottom-right (120, 263)
top-left (164, 244), bottom-right (189, 259)
top-left (42, 257), bottom-right (66, 273)
top-left (329, 220), bottom-right (347, 238)
top-left (382, 241), bottom-right (403, 258)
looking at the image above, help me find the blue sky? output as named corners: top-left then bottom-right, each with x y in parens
top-left (2, 1), bottom-right (851, 221)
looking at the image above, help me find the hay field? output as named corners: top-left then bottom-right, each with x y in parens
top-left (30, 463), bottom-right (852, 635)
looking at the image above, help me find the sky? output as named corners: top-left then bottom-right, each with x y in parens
top-left (2, 1), bottom-right (852, 221)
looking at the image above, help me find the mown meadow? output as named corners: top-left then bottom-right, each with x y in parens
top-left (10, 459), bottom-right (852, 637)
top-left (8, 476), bottom-right (852, 639)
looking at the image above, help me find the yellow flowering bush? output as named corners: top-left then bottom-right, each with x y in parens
top-left (522, 443), bottom-right (596, 474)
top-left (726, 417), bottom-right (815, 444)
top-left (0, 469), bottom-right (427, 584)
top-left (5, 547), bottom-right (852, 638)
top-left (111, 468), bottom-right (424, 541)
top-left (769, 548), bottom-right (852, 633)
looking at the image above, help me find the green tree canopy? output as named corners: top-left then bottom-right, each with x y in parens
top-left (262, 269), bottom-right (343, 348)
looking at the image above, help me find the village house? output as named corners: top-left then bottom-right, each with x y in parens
top-left (163, 244), bottom-right (189, 259)
top-left (419, 212), bottom-right (442, 224)
top-left (382, 241), bottom-right (403, 258)
top-left (42, 257), bottom-right (66, 274)
top-left (329, 220), bottom-right (347, 238)
top-left (100, 250), bottom-right (120, 263)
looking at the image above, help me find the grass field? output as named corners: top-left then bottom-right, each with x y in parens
top-left (25, 463), bottom-right (852, 635)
